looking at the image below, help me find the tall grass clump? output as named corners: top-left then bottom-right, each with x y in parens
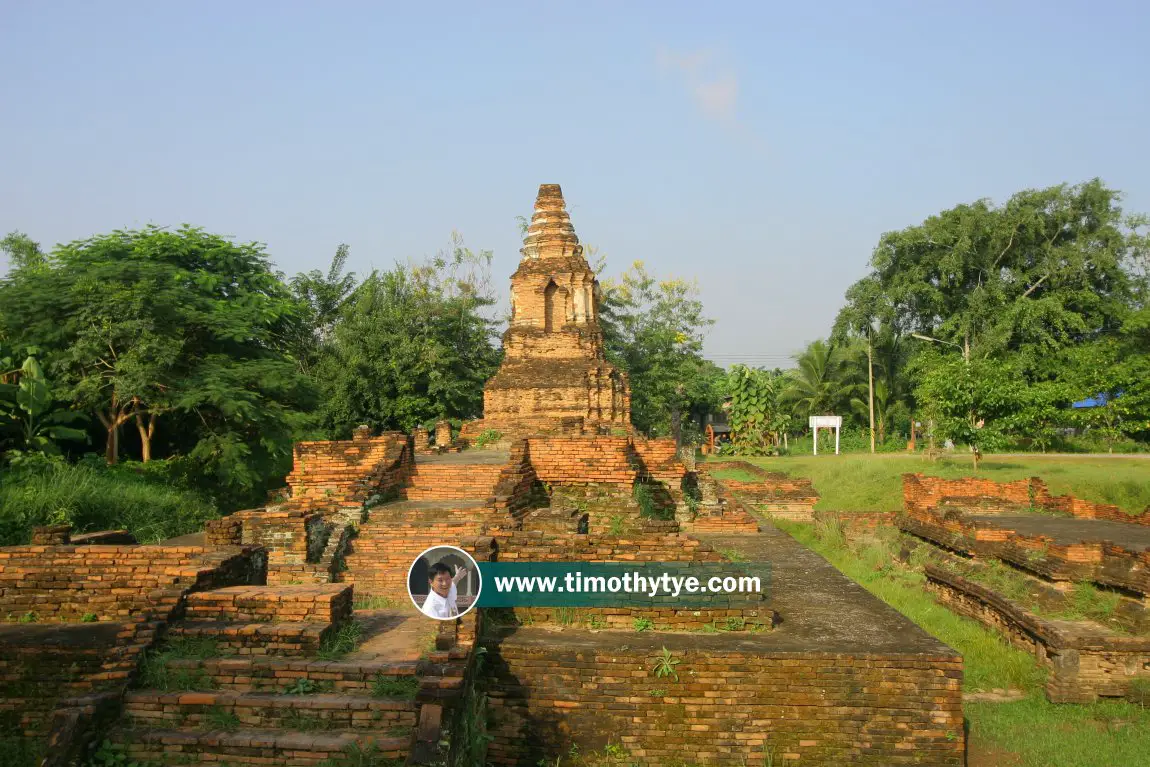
top-left (0, 457), bottom-right (218, 545)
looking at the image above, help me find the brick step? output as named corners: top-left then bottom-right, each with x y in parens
top-left (401, 463), bottom-right (504, 499)
top-left (361, 500), bottom-right (491, 527)
top-left (186, 585), bottom-right (353, 623)
top-left (123, 690), bottom-right (418, 731)
top-left (167, 620), bottom-right (334, 657)
top-left (160, 655), bottom-right (422, 694)
top-left (106, 727), bottom-right (410, 766)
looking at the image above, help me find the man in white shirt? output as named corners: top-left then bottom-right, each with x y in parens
top-left (420, 561), bottom-right (469, 619)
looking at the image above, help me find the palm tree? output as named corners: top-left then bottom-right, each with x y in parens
top-left (781, 339), bottom-right (864, 420)
top-left (851, 378), bottom-right (909, 444)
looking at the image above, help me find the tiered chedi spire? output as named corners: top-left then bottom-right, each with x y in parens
top-left (472, 184), bottom-right (631, 436)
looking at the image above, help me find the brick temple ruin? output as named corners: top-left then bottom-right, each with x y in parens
top-left (1, 185), bottom-right (967, 766)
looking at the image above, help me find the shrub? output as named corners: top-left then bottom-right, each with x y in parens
top-left (473, 429), bottom-right (502, 448)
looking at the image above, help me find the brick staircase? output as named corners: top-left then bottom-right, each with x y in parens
top-left (102, 584), bottom-right (430, 766)
top-left (340, 451), bottom-right (512, 600)
top-left (399, 451), bottom-right (507, 501)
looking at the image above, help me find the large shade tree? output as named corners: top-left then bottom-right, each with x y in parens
top-left (0, 226), bottom-right (316, 501)
top-left (313, 238), bottom-right (501, 435)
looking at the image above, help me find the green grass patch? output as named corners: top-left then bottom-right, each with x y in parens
top-left (136, 636), bottom-right (221, 691)
top-left (707, 467), bottom-right (761, 482)
top-left (719, 454), bottom-right (1150, 514)
top-left (0, 736), bottom-right (45, 767)
top-left (966, 695), bottom-right (1150, 767)
top-left (371, 674), bottom-right (420, 699)
top-left (204, 706), bottom-right (240, 732)
top-left (353, 594), bottom-right (401, 610)
top-left (0, 459), bottom-right (218, 545)
top-left (318, 620), bottom-right (364, 661)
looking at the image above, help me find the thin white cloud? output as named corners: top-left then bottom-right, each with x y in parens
top-left (656, 48), bottom-right (740, 124)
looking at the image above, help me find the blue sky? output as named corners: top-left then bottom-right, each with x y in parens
top-left (2, 1), bottom-right (1147, 365)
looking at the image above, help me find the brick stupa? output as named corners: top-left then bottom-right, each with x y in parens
top-left (464, 184), bottom-right (632, 440)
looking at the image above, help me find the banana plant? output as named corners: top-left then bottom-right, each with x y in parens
top-left (0, 353), bottom-right (89, 456)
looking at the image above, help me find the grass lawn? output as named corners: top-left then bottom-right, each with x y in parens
top-left (777, 520), bottom-right (1150, 767)
top-left (707, 454), bottom-right (1150, 514)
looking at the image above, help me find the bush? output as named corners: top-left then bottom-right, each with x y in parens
top-left (0, 456), bottom-right (219, 545)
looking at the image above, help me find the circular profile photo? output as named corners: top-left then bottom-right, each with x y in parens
top-left (407, 546), bottom-right (482, 620)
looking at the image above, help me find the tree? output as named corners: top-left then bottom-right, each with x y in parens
top-left (1062, 340), bottom-right (1146, 452)
top-left (286, 244), bottom-right (358, 375)
top-left (780, 339), bottom-right (862, 422)
top-left (315, 237), bottom-right (500, 434)
top-left (911, 352), bottom-right (1021, 469)
top-left (1, 231), bottom-right (47, 271)
top-left (870, 179), bottom-right (1144, 370)
top-left (726, 365), bottom-right (790, 454)
top-left (599, 261), bottom-right (721, 441)
top-left (833, 276), bottom-right (892, 452)
top-left (0, 226), bottom-right (315, 502)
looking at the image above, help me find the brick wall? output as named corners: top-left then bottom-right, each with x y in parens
top-left (903, 473), bottom-right (1150, 525)
top-left (490, 440), bottom-right (539, 519)
top-left (900, 508), bottom-right (1150, 598)
top-left (286, 431), bottom-right (413, 514)
top-left (925, 564), bottom-right (1150, 703)
top-left (527, 436), bottom-right (636, 485)
top-left (0, 544), bottom-right (264, 622)
top-left (484, 637), bottom-right (964, 766)
top-left (0, 544), bottom-right (264, 740)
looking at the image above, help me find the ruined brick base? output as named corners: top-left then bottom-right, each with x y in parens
top-left (484, 631), bottom-right (965, 766)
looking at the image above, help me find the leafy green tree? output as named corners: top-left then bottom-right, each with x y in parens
top-left (911, 352), bottom-right (1022, 468)
top-left (1062, 340), bottom-right (1147, 451)
top-left (599, 260), bottom-right (721, 441)
top-left (870, 179), bottom-right (1145, 369)
top-left (1, 231), bottom-right (47, 271)
top-left (315, 238), bottom-right (500, 434)
top-left (0, 226), bottom-right (315, 505)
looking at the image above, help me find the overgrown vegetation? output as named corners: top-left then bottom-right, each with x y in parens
top-left (317, 620), bottom-right (364, 660)
top-left (136, 637), bottom-right (221, 691)
top-left (371, 674), bottom-right (420, 699)
top-left (0, 456), bottom-right (217, 545)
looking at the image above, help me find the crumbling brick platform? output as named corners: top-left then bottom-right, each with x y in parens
top-left (900, 472), bottom-right (1150, 703)
top-left (485, 520), bottom-right (965, 766)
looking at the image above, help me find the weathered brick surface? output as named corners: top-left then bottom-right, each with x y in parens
top-left (485, 635), bottom-right (965, 766)
top-left (185, 584), bottom-right (353, 623)
top-left (402, 461), bottom-right (504, 501)
top-left (123, 689), bottom-right (418, 730)
top-left (113, 728), bottom-right (411, 766)
top-left (925, 564), bottom-right (1150, 702)
top-left (0, 544), bottom-right (264, 622)
top-left (160, 656), bottom-right (422, 694)
top-left (903, 472), bottom-right (1150, 525)
top-left (704, 461), bottom-right (820, 521)
top-left (900, 507), bottom-right (1150, 597)
top-left (286, 431), bottom-right (412, 511)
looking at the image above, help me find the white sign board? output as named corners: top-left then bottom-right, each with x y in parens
top-left (808, 416), bottom-right (842, 428)
top-left (808, 415), bottom-right (842, 455)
